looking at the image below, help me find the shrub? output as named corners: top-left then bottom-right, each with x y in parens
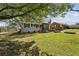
top-left (0, 40), bottom-right (52, 56)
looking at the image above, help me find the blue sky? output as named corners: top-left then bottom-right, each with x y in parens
top-left (44, 3), bottom-right (79, 25)
top-left (0, 3), bottom-right (79, 26)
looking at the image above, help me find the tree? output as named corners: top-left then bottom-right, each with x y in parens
top-left (0, 3), bottom-right (72, 20)
top-left (0, 3), bottom-right (72, 33)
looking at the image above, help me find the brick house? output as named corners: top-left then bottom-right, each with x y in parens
top-left (50, 22), bottom-right (64, 32)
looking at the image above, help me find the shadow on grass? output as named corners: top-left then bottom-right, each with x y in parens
top-left (0, 31), bottom-right (36, 40)
top-left (0, 40), bottom-right (52, 56)
top-left (64, 32), bottom-right (76, 34)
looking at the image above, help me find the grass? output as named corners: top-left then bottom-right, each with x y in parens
top-left (62, 29), bottom-right (79, 32)
top-left (1, 29), bottom-right (79, 55)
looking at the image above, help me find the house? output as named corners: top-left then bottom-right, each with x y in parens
top-left (76, 23), bottom-right (79, 25)
top-left (41, 23), bottom-right (49, 32)
top-left (19, 23), bottom-right (42, 32)
top-left (18, 22), bottom-right (52, 33)
top-left (18, 22), bottom-right (64, 33)
top-left (50, 22), bottom-right (64, 32)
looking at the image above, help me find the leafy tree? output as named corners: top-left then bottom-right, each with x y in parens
top-left (0, 3), bottom-right (72, 32)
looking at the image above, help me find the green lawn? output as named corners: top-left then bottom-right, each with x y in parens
top-left (1, 30), bottom-right (79, 56)
top-left (62, 29), bottom-right (79, 32)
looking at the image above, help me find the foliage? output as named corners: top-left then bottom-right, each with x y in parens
top-left (0, 3), bottom-right (71, 22)
top-left (0, 40), bottom-right (51, 56)
top-left (0, 3), bottom-right (72, 32)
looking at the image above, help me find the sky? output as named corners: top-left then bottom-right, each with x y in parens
top-left (43, 3), bottom-right (79, 25)
top-left (0, 3), bottom-right (79, 26)
top-left (0, 21), bottom-right (9, 27)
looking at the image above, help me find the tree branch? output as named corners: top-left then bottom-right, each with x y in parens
top-left (0, 4), bottom-right (27, 13)
top-left (0, 4), bottom-right (48, 20)
top-left (70, 7), bottom-right (79, 12)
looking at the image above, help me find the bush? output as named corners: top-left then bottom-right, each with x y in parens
top-left (0, 40), bottom-right (52, 56)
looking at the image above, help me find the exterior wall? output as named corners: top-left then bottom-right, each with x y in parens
top-left (20, 22), bottom-right (63, 33)
top-left (0, 22), bottom-right (64, 33)
top-left (20, 23), bottom-right (42, 32)
top-left (22, 27), bottom-right (41, 32)
top-left (50, 22), bottom-right (63, 31)
top-left (41, 23), bottom-right (49, 32)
